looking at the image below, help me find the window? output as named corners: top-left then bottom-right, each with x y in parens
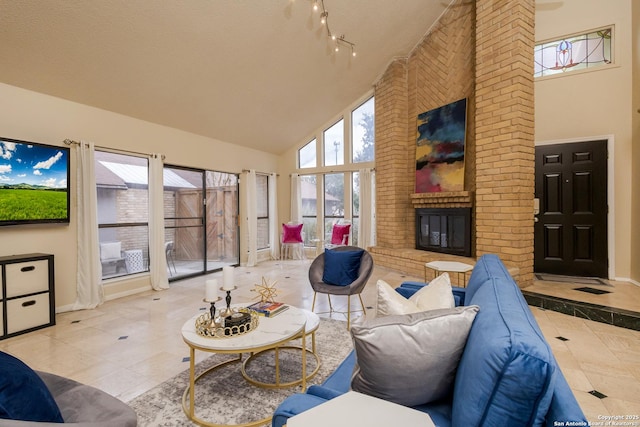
top-left (256, 174), bottom-right (269, 250)
top-left (299, 139), bottom-right (316, 168)
top-left (534, 27), bottom-right (612, 78)
top-left (352, 172), bottom-right (360, 246)
top-left (295, 94), bottom-right (375, 248)
top-left (352, 97), bottom-right (375, 163)
top-left (301, 175), bottom-right (318, 246)
top-left (324, 173), bottom-right (345, 238)
top-left (95, 151), bottom-right (149, 280)
top-left (323, 120), bottom-right (344, 166)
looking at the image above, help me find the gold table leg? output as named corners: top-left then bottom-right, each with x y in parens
top-left (241, 327), bottom-right (319, 389)
top-left (301, 326), bottom-right (307, 391)
top-left (189, 347), bottom-right (195, 419)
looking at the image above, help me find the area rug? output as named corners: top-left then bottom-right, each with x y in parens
top-left (128, 317), bottom-right (352, 426)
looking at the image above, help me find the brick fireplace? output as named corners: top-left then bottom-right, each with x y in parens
top-left (368, 0), bottom-right (535, 287)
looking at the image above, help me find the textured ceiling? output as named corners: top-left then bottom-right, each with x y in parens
top-left (0, 0), bottom-right (450, 154)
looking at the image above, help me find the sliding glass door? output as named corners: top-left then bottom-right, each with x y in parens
top-left (205, 170), bottom-right (239, 269)
top-left (163, 165), bottom-right (238, 280)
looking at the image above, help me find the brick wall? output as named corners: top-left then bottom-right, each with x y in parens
top-left (374, 59), bottom-right (410, 249)
top-left (474, 0), bottom-right (535, 285)
top-left (371, 0), bottom-right (535, 287)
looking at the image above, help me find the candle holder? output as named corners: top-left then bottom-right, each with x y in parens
top-left (203, 297), bottom-right (222, 328)
top-left (220, 286), bottom-right (237, 318)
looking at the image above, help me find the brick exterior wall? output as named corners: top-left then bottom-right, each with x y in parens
top-left (371, 0), bottom-right (535, 287)
top-left (113, 188), bottom-right (150, 267)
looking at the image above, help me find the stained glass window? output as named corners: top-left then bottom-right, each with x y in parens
top-left (534, 28), bottom-right (612, 78)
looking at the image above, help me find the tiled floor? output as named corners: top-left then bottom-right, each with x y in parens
top-left (523, 276), bottom-right (640, 419)
top-left (528, 275), bottom-right (640, 312)
top-left (1, 259), bottom-right (639, 423)
top-left (525, 276), bottom-right (640, 330)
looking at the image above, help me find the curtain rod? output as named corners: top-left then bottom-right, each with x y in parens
top-left (241, 169), bottom-right (279, 177)
top-left (63, 139), bottom-right (165, 160)
top-left (289, 167), bottom-right (375, 176)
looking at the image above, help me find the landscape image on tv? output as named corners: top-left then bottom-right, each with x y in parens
top-left (0, 137), bottom-right (70, 225)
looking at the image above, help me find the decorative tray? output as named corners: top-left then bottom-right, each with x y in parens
top-left (195, 308), bottom-right (259, 338)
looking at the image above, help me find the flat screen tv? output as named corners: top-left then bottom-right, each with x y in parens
top-left (0, 137), bottom-right (70, 226)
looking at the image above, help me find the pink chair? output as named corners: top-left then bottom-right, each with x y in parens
top-left (281, 223), bottom-right (305, 259)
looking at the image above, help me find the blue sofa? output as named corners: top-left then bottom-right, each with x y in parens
top-left (273, 254), bottom-right (586, 427)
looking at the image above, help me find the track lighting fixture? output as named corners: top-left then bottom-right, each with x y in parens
top-left (310, 0), bottom-right (356, 57)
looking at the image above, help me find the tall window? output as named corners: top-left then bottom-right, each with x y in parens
top-left (352, 97), bottom-right (375, 163)
top-left (296, 94), bottom-right (375, 248)
top-left (324, 173), bottom-right (345, 238)
top-left (256, 174), bottom-right (269, 250)
top-left (534, 27), bottom-right (612, 78)
top-left (299, 139), bottom-right (316, 168)
top-left (352, 172), bottom-right (360, 246)
top-left (301, 175), bottom-right (318, 246)
top-left (323, 120), bottom-right (344, 166)
top-left (95, 151), bottom-right (149, 280)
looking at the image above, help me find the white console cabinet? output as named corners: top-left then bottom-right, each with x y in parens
top-left (0, 253), bottom-right (55, 339)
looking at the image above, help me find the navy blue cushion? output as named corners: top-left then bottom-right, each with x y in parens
top-left (0, 351), bottom-right (64, 422)
top-left (322, 249), bottom-right (364, 286)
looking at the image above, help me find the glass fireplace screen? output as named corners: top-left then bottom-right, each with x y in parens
top-left (415, 208), bottom-right (471, 257)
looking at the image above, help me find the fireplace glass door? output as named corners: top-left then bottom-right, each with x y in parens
top-left (416, 208), bottom-right (471, 257)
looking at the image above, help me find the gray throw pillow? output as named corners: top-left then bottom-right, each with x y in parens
top-left (350, 305), bottom-right (479, 406)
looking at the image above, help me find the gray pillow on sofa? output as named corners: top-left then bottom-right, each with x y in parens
top-left (350, 305), bottom-right (479, 406)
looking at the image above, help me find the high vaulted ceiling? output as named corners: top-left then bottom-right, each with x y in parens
top-left (0, 0), bottom-right (451, 154)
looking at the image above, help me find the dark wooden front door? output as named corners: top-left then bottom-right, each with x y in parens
top-left (534, 140), bottom-right (608, 278)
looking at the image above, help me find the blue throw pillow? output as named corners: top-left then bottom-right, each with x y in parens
top-left (0, 351), bottom-right (64, 422)
top-left (322, 249), bottom-right (364, 286)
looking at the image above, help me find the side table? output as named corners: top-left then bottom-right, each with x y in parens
top-left (286, 391), bottom-right (435, 427)
top-left (424, 260), bottom-right (474, 287)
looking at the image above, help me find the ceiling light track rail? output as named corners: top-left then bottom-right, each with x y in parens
top-left (311, 0), bottom-right (357, 57)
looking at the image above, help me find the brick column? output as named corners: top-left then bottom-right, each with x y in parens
top-left (374, 59), bottom-right (411, 249)
top-left (474, 0), bottom-right (536, 286)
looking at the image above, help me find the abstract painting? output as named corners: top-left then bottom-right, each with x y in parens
top-left (415, 98), bottom-right (467, 193)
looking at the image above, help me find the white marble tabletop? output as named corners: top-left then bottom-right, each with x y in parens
top-left (425, 260), bottom-right (474, 272)
top-left (287, 391), bottom-right (435, 427)
top-left (181, 303), bottom-right (307, 352)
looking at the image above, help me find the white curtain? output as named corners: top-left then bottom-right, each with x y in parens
top-left (357, 168), bottom-right (376, 249)
top-left (72, 141), bottom-right (104, 310)
top-left (245, 170), bottom-right (258, 267)
top-left (290, 173), bottom-right (302, 223)
top-left (149, 154), bottom-right (170, 290)
top-left (268, 173), bottom-right (280, 260)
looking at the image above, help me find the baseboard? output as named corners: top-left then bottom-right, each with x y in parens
top-left (104, 284), bottom-right (153, 301)
top-left (55, 303), bottom-right (76, 314)
top-left (611, 276), bottom-right (640, 287)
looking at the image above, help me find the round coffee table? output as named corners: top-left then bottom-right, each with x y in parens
top-left (181, 304), bottom-right (309, 427)
top-left (241, 308), bottom-right (321, 388)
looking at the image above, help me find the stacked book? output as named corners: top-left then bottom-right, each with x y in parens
top-left (247, 301), bottom-right (289, 317)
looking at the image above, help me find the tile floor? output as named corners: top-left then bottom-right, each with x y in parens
top-left (526, 275), bottom-right (640, 314)
top-left (1, 259), bottom-right (639, 423)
